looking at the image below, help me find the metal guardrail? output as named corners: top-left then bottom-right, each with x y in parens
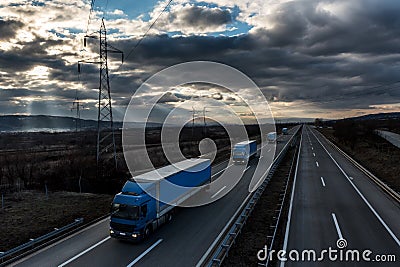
top-left (320, 131), bottom-right (400, 203)
top-left (0, 218), bottom-right (83, 264)
top-left (261, 139), bottom-right (299, 267)
top-left (204, 126), bottom-right (301, 266)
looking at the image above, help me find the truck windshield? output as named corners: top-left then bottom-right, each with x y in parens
top-left (233, 151), bottom-right (245, 156)
top-left (111, 203), bottom-right (139, 220)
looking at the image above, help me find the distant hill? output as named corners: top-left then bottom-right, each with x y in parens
top-left (0, 115), bottom-right (170, 132)
top-left (0, 115), bottom-right (122, 132)
top-left (343, 112), bottom-right (400, 121)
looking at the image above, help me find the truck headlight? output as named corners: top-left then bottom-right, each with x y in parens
top-left (132, 233), bottom-right (137, 238)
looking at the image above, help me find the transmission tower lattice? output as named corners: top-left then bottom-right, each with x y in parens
top-left (78, 18), bottom-right (123, 169)
top-left (71, 95), bottom-right (84, 132)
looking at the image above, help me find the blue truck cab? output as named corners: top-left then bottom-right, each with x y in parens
top-left (110, 182), bottom-right (155, 240)
top-left (233, 140), bottom-right (257, 164)
top-left (110, 158), bottom-right (211, 241)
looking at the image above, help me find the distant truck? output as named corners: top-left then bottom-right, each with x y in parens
top-left (233, 140), bottom-right (257, 164)
top-left (267, 132), bottom-right (277, 143)
top-left (110, 158), bottom-right (211, 241)
top-left (282, 128), bottom-right (288, 135)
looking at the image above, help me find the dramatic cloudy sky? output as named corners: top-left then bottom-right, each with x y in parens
top-left (1, 0), bottom-right (400, 122)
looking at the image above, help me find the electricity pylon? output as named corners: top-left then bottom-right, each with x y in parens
top-left (78, 18), bottom-right (123, 170)
top-left (71, 95), bottom-right (84, 132)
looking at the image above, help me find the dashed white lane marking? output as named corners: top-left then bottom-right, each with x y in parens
top-left (321, 177), bottom-right (326, 187)
top-left (126, 239), bottom-right (163, 267)
top-left (311, 126), bottom-right (400, 247)
top-left (316, 161), bottom-right (319, 167)
top-left (211, 186), bottom-right (227, 199)
top-left (332, 213), bottom-right (344, 239)
top-left (58, 236), bottom-right (111, 267)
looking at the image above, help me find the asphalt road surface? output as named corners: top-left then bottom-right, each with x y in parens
top-left (281, 126), bottom-right (400, 266)
top-left (11, 126), bottom-right (299, 267)
top-left (376, 130), bottom-right (400, 149)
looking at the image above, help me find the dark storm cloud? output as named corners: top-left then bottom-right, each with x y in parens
top-left (281, 0), bottom-right (400, 56)
top-left (0, 19), bottom-right (24, 40)
top-left (2, 0), bottom-right (400, 118)
top-left (114, 34), bottom-right (235, 63)
top-left (177, 5), bottom-right (232, 27)
top-left (110, 2), bottom-right (400, 111)
top-left (0, 34), bottom-right (73, 73)
top-left (0, 88), bottom-right (39, 98)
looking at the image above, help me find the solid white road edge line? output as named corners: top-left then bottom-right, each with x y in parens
top-left (197, 126), bottom-right (301, 267)
top-left (58, 236), bottom-right (111, 267)
top-left (13, 216), bottom-right (111, 266)
top-left (280, 127), bottom-right (303, 267)
top-left (211, 186), bottom-right (227, 199)
top-left (310, 127), bottom-right (400, 248)
top-left (19, 127), bottom-right (298, 267)
top-left (196, 191), bottom-right (253, 267)
top-left (332, 213), bottom-right (344, 239)
top-left (126, 239), bottom-right (163, 267)
top-left (321, 177), bottom-right (326, 187)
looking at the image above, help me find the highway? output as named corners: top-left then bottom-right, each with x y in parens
top-left (281, 126), bottom-right (400, 266)
top-left (11, 127), bottom-right (299, 267)
top-left (376, 130), bottom-right (400, 149)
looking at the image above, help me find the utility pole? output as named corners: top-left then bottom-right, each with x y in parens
top-left (191, 107), bottom-right (196, 142)
top-left (78, 18), bottom-right (123, 171)
top-left (203, 107), bottom-right (207, 138)
top-left (71, 93), bottom-right (84, 132)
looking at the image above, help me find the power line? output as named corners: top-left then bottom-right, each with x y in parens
top-left (105, 0), bottom-right (109, 11)
top-left (125, 0), bottom-right (173, 61)
top-left (86, 0), bottom-right (96, 34)
top-left (85, 0), bottom-right (111, 35)
top-left (109, 0), bottom-right (174, 82)
top-left (82, 0), bottom-right (174, 84)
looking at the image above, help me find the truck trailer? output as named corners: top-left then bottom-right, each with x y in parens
top-left (233, 140), bottom-right (257, 164)
top-left (110, 158), bottom-right (211, 241)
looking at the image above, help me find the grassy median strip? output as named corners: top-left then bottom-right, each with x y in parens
top-left (222, 143), bottom-right (297, 266)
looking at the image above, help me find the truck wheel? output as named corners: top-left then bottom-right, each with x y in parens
top-left (167, 213), bottom-right (173, 222)
top-left (144, 226), bottom-right (151, 237)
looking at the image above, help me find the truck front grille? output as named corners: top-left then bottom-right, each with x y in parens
top-left (110, 221), bottom-right (134, 232)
